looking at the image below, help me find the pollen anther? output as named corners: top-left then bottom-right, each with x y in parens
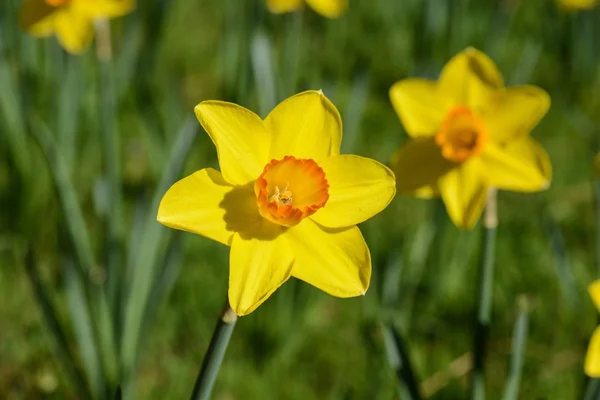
top-left (255, 156), bottom-right (329, 227)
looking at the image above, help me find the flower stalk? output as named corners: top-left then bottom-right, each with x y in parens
top-left (471, 187), bottom-right (498, 400)
top-left (190, 304), bottom-right (238, 400)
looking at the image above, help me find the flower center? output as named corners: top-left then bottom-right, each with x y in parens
top-left (435, 106), bottom-right (487, 163)
top-left (45, 0), bottom-right (70, 6)
top-left (255, 156), bottom-right (329, 227)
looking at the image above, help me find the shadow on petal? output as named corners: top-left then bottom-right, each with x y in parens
top-left (391, 137), bottom-right (456, 197)
top-left (220, 183), bottom-right (286, 242)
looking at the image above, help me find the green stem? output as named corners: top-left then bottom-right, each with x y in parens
top-left (471, 188), bottom-right (498, 400)
top-left (190, 305), bottom-right (238, 400)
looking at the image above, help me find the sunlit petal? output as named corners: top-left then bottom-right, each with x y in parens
top-left (586, 326), bottom-right (600, 377)
top-left (266, 0), bottom-right (304, 13)
top-left (391, 138), bottom-right (455, 198)
top-left (389, 79), bottom-right (454, 138)
top-left (439, 47), bottom-right (503, 111)
top-left (558, 0), bottom-right (598, 10)
top-left (439, 159), bottom-right (487, 230)
top-left (157, 169), bottom-right (234, 246)
top-left (589, 280), bottom-right (600, 312)
top-left (305, 0), bottom-right (347, 18)
top-left (484, 86), bottom-right (550, 144)
top-left (229, 233), bottom-right (294, 316)
top-left (479, 139), bottom-right (551, 192)
top-left (195, 101), bottom-right (272, 185)
top-left (266, 90), bottom-right (342, 163)
top-left (53, 6), bottom-right (95, 54)
top-left (311, 155), bottom-right (396, 228)
top-left (287, 219), bottom-right (370, 297)
top-left (74, 0), bottom-right (136, 18)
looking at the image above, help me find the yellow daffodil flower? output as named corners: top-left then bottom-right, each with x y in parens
top-left (266, 0), bottom-right (347, 18)
top-left (557, 0), bottom-right (597, 11)
top-left (19, 0), bottom-right (135, 54)
top-left (157, 91), bottom-right (396, 316)
top-left (585, 280), bottom-right (600, 376)
top-left (389, 48), bottom-right (552, 230)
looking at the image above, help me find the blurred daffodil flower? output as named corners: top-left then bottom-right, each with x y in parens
top-left (20, 0), bottom-right (135, 54)
top-left (157, 91), bottom-right (396, 316)
top-left (557, 0), bottom-right (597, 10)
top-left (266, 0), bottom-right (347, 18)
top-left (585, 280), bottom-right (600, 376)
top-left (389, 48), bottom-right (552, 230)
top-left (594, 153), bottom-right (600, 178)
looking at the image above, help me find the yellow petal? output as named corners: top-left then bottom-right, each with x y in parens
top-left (589, 280), bottom-right (600, 312)
top-left (266, 0), bottom-right (304, 13)
top-left (158, 168), bottom-right (284, 246)
top-left (305, 0), bottom-right (347, 18)
top-left (287, 219), bottom-right (370, 297)
top-left (157, 169), bottom-right (235, 246)
top-left (484, 86), bottom-right (550, 144)
top-left (389, 79), bottom-right (454, 138)
top-left (73, 0), bottom-right (136, 18)
top-left (558, 0), bottom-right (598, 10)
top-left (265, 90), bottom-right (342, 163)
top-left (439, 159), bottom-right (487, 230)
top-left (585, 326), bottom-right (600, 377)
top-left (19, 0), bottom-right (56, 37)
top-left (390, 138), bottom-right (455, 198)
top-left (439, 48), bottom-right (504, 111)
top-left (594, 153), bottom-right (600, 179)
top-left (311, 155), bottom-right (395, 228)
top-left (229, 232), bottom-right (294, 316)
top-left (479, 139), bottom-right (551, 193)
top-left (53, 7), bottom-right (94, 54)
top-left (195, 101), bottom-right (272, 186)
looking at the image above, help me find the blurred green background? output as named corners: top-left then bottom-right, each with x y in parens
top-left (2, 0), bottom-right (600, 398)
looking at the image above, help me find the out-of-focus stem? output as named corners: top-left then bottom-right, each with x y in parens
top-left (190, 305), bottom-right (238, 400)
top-left (471, 187), bottom-right (498, 400)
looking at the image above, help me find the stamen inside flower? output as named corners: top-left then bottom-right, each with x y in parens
top-left (45, 0), bottom-right (70, 6)
top-left (435, 106), bottom-right (487, 163)
top-left (255, 156), bottom-right (329, 227)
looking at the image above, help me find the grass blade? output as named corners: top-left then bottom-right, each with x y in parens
top-left (24, 250), bottom-right (92, 400)
top-left (381, 322), bottom-right (422, 400)
top-left (121, 116), bottom-right (197, 378)
top-left (543, 214), bottom-right (578, 309)
top-left (31, 116), bottom-right (118, 391)
top-left (65, 259), bottom-right (104, 399)
top-left (250, 29), bottom-right (277, 117)
top-left (95, 20), bottom-right (125, 321)
top-left (0, 45), bottom-right (29, 178)
top-left (501, 297), bottom-right (531, 400)
top-left (57, 56), bottom-right (83, 171)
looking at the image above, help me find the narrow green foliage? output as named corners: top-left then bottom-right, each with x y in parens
top-left (24, 251), bottom-right (92, 400)
top-left (121, 117), bottom-right (198, 379)
top-left (501, 299), bottom-right (530, 400)
top-left (381, 322), bottom-right (422, 400)
top-left (250, 29), bottom-right (277, 117)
